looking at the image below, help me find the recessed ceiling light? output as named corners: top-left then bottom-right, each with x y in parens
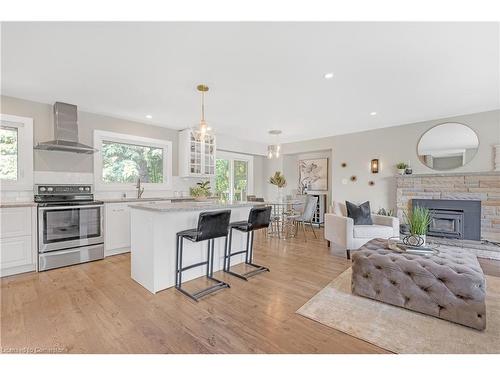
top-left (370, 112), bottom-right (377, 116)
top-left (324, 72), bottom-right (334, 80)
top-left (145, 115), bottom-right (153, 119)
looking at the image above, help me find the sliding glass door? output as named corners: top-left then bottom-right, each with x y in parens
top-left (233, 160), bottom-right (248, 201)
top-left (215, 151), bottom-right (253, 201)
top-left (215, 159), bottom-right (230, 200)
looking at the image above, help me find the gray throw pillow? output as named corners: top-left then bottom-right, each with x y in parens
top-left (346, 201), bottom-right (373, 225)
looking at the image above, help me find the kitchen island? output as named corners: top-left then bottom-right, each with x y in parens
top-left (129, 201), bottom-right (257, 293)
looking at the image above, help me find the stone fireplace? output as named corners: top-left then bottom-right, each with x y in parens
top-left (396, 172), bottom-right (500, 244)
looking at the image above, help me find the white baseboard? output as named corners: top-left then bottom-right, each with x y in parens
top-left (105, 248), bottom-right (130, 257)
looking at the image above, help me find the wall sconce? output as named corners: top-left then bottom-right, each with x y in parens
top-left (371, 159), bottom-right (379, 173)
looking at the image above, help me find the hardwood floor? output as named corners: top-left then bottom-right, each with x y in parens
top-left (1, 229), bottom-right (499, 354)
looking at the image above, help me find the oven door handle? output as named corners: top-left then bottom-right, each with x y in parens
top-left (38, 204), bottom-right (104, 211)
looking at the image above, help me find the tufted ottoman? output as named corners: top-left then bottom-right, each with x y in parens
top-left (351, 238), bottom-right (486, 330)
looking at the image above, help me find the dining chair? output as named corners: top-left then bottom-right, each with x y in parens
top-left (293, 195), bottom-right (319, 241)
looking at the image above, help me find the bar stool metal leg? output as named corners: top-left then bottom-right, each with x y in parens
top-left (224, 228), bottom-right (269, 281)
top-left (175, 234), bottom-right (180, 287)
top-left (175, 236), bottom-right (230, 302)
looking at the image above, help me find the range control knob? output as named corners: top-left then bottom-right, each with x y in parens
top-left (79, 187), bottom-right (84, 191)
top-left (85, 187), bottom-right (90, 191)
top-left (40, 187), bottom-right (46, 192)
top-left (47, 187), bottom-right (54, 192)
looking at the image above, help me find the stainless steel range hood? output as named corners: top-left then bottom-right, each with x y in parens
top-left (34, 102), bottom-right (98, 154)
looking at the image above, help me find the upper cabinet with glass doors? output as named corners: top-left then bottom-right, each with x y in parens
top-left (178, 129), bottom-right (216, 177)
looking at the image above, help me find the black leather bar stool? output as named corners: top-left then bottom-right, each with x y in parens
top-left (175, 210), bottom-right (232, 301)
top-left (224, 206), bottom-right (272, 280)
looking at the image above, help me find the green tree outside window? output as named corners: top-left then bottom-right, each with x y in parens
top-left (102, 140), bottom-right (163, 183)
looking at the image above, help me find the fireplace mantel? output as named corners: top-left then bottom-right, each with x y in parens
top-left (396, 171), bottom-right (500, 179)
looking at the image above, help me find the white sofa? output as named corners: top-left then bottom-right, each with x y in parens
top-left (324, 202), bottom-right (400, 259)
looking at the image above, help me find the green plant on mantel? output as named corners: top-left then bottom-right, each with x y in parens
top-left (396, 162), bottom-right (408, 170)
top-left (190, 180), bottom-right (212, 198)
top-left (269, 171), bottom-right (287, 188)
top-left (404, 206), bottom-right (431, 235)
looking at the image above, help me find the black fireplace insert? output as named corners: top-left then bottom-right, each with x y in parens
top-left (412, 199), bottom-right (481, 241)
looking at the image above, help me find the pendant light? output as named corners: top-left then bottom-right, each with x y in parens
top-left (267, 130), bottom-right (282, 159)
top-left (192, 84), bottom-right (212, 140)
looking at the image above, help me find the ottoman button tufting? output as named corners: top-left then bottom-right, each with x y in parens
top-left (351, 239), bottom-right (486, 330)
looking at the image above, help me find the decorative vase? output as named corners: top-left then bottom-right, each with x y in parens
top-left (276, 187), bottom-right (285, 202)
top-left (398, 169), bottom-right (406, 175)
top-left (194, 196), bottom-right (208, 202)
top-left (403, 234), bottom-right (426, 247)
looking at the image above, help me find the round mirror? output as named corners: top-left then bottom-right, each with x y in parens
top-left (417, 123), bottom-right (479, 171)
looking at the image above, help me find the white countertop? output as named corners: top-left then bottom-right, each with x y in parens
top-left (100, 196), bottom-right (198, 203)
top-left (0, 201), bottom-right (37, 208)
top-left (129, 200), bottom-right (257, 212)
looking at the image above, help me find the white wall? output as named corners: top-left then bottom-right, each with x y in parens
top-left (280, 110), bottom-right (500, 212)
top-left (252, 155), bottom-right (266, 198)
top-left (1, 95), bottom-right (180, 175)
top-left (1, 95), bottom-right (267, 201)
top-left (263, 157), bottom-right (284, 200)
top-left (216, 133), bottom-right (267, 156)
top-left (1, 95), bottom-right (268, 172)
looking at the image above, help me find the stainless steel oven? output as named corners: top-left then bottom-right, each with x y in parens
top-left (35, 184), bottom-right (104, 271)
top-left (38, 203), bottom-right (104, 252)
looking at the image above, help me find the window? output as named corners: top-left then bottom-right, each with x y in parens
top-left (216, 151), bottom-right (253, 201)
top-left (102, 140), bottom-right (163, 183)
top-left (0, 114), bottom-right (33, 190)
top-left (0, 126), bottom-right (18, 181)
top-left (233, 160), bottom-right (249, 201)
top-left (94, 130), bottom-right (172, 190)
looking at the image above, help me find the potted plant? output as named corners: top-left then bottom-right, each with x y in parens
top-left (269, 171), bottom-right (287, 201)
top-left (396, 162), bottom-right (408, 175)
top-left (403, 206), bottom-right (432, 247)
top-left (190, 181), bottom-right (212, 201)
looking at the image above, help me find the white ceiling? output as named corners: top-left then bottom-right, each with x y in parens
top-left (1, 22), bottom-right (499, 143)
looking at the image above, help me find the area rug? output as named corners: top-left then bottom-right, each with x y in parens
top-left (297, 268), bottom-right (500, 353)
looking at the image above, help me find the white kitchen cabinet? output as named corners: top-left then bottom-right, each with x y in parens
top-left (178, 129), bottom-right (216, 177)
top-left (104, 203), bottom-right (131, 256)
top-left (104, 201), bottom-right (171, 256)
top-left (0, 206), bottom-right (37, 277)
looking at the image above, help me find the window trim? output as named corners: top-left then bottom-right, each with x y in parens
top-left (93, 130), bottom-right (172, 191)
top-left (0, 113), bottom-right (33, 191)
top-left (216, 150), bottom-right (254, 201)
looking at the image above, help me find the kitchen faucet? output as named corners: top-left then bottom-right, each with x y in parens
top-left (136, 178), bottom-right (145, 199)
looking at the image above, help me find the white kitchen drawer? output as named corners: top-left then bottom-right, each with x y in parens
top-left (0, 207), bottom-right (31, 239)
top-left (0, 235), bottom-right (36, 276)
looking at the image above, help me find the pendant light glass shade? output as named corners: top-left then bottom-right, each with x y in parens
top-left (267, 130), bottom-right (282, 159)
top-left (192, 84), bottom-right (213, 141)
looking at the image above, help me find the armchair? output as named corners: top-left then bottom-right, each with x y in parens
top-left (324, 202), bottom-right (399, 259)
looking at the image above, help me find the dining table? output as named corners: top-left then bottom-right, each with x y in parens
top-left (264, 199), bottom-right (305, 239)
